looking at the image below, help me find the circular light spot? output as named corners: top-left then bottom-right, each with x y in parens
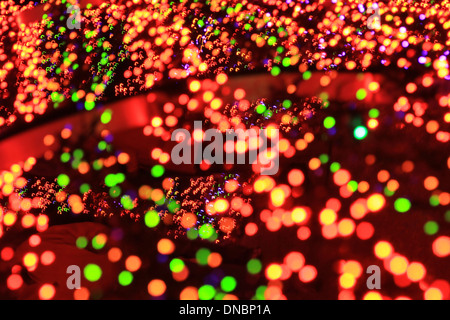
top-left (180, 286), bottom-right (199, 300)
top-left (108, 247), bottom-right (122, 262)
top-left (157, 238), bottom-right (175, 255)
top-left (148, 279), bottom-right (166, 296)
top-left (57, 174), bottom-right (70, 187)
top-left (288, 169), bottom-right (304, 187)
top-left (367, 194), bottom-right (385, 212)
top-left (374, 241), bottom-right (393, 259)
top-left (170, 258), bottom-right (185, 273)
top-left (424, 221), bottom-right (439, 235)
top-left (432, 236), bottom-right (450, 257)
top-left (389, 255), bottom-right (408, 275)
top-left (39, 284), bottom-right (55, 300)
top-left (394, 198), bottom-right (411, 213)
top-left (7, 274), bottom-right (23, 290)
top-left (406, 262), bottom-right (426, 282)
top-left (74, 287), bottom-right (90, 300)
top-left (319, 209), bottom-right (337, 225)
top-left (198, 285), bottom-right (215, 300)
top-left (221, 276), bottom-right (237, 293)
top-left (284, 252), bottom-right (305, 272)
top-left (324, 116), bottom-right (336, 129)
top-left (424, 287), bottom-right (443, 300)
top-left (145, 210), bottom-right (160, 228)
top-left (118, 270), bottom-right (133, 286)
top-left (151, 165), bottom-right (165, 178)
top-left (354, 126), bottom-right (368, 140)
top-left (23, 252), bottom-right (38, 268)
top-left (247, 259), bottom-right (262, 275)
top-left (299, 265), bottom-right (317, 283)
top-left (266, 264), bottom-right (282, 280)
top-left (125, 255), bottom-right (142, 272)
top-left (356, 88), bottom-right (367, 100)
top-left (84, 264), bottom-right (102, 282)
top-left (339, 273), bottom-right (356, 289)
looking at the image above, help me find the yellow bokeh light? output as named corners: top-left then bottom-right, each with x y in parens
top-left (389, 255), bottom-right (408, 275)
top-left (374, 241), bottom-right (393, 259)
top-left (367, 194), bottom-right (385, 212)
top-left (292, 207), bottom-right (307, 223)
top-left (339, 273), bottom-right (356, 289)
top-left (266, 264), bottom-right (283, 280)
top-left (319, 208), bottom-right (337, 226)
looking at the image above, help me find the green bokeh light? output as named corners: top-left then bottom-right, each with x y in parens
top-left (109, 186), bottom-right (121, 198)
top-left (105, 174), bottom-right (117, 187)
top-left (198, 285), bottom-right (215, 300)
top-left (221, 276), bottom-right (237, 292)
top-left (247, 259), bottom-right (262, 274)
top-left (84, 264), bottom-right (102, 282)
top-left (347, 180), bottom-right (358, 192)
top-left (101, 110), bottom-right (112, 124)
top-left (57, 174), bottom-right (70, 187)
top-left (85, 101), bottom-right (95, 110)
top-left (282, 57), bottom-right (290, 67)
top-left (199, 224), bottom-right (214, 239)
top-left (330, 162), bottom-right (341, 172)
top-left (92, 234), bottom-right (106, 250)
top-left (73, 149), bottom-right (84, 159)
top-left (369, 108), bottom-right (380, 118)
top-left (256, 104), bottom-right (267, 114)
top-left (424, 221), bottom-right (439, 235)
top-left (80, 183), bottom-right (90, 194)
top-left (282, 99), bottom-right (292, 109)
top-left (187, 228), bottom-right (198, 240)
top-left (167, 200), bottom-right (180, 213)
top-left (319, 154), bottom-right (329, 164)
top-left (93, 159), bottom-right (103, 170)
top-left (196, 248), bottom-right (211, 266)
top-left (144, 210), bottom-right (160, 228)
top-left (255, 285), bottom-right (267, 300)
top-left (214, 292), bottom-right (226, 300)
top-left (356, 88), bottom-right (367, 100)
top-left (98, 141), bottom-right (107, 151)
top-left (118, 270), bottom-right (133, 286)
top-left (120, 195), bottom-right (135, 210)
top-left (151, 165), bottom-right (165, 178)
top-left (354, 126), bottom-right (368, 140)
top-left (429, 195), bottom-right (440, 207)
top-left (76, 236), bottom-right (88, 249)
top-left (61, 152), bottom-right (70, 163)
top-left (271, 66), bottom-right (280, 76)
top-left (302, 71), bottom-right (312, 80)
top-left (268, 36), bottom-right (276, 46)
top-left (170, 258), bottom-right (185, 273)
top-left (394, 198), bottom-right (411, 212)
top-left (323, 116), bottom-right (336, 129)
top-left (384, 186), bottom-right (395, 197)
top-left (263, 109), bottom-right (273, 119)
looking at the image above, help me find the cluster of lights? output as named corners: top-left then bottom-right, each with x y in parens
top-left (0, 0), bottom-right (449, 300)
